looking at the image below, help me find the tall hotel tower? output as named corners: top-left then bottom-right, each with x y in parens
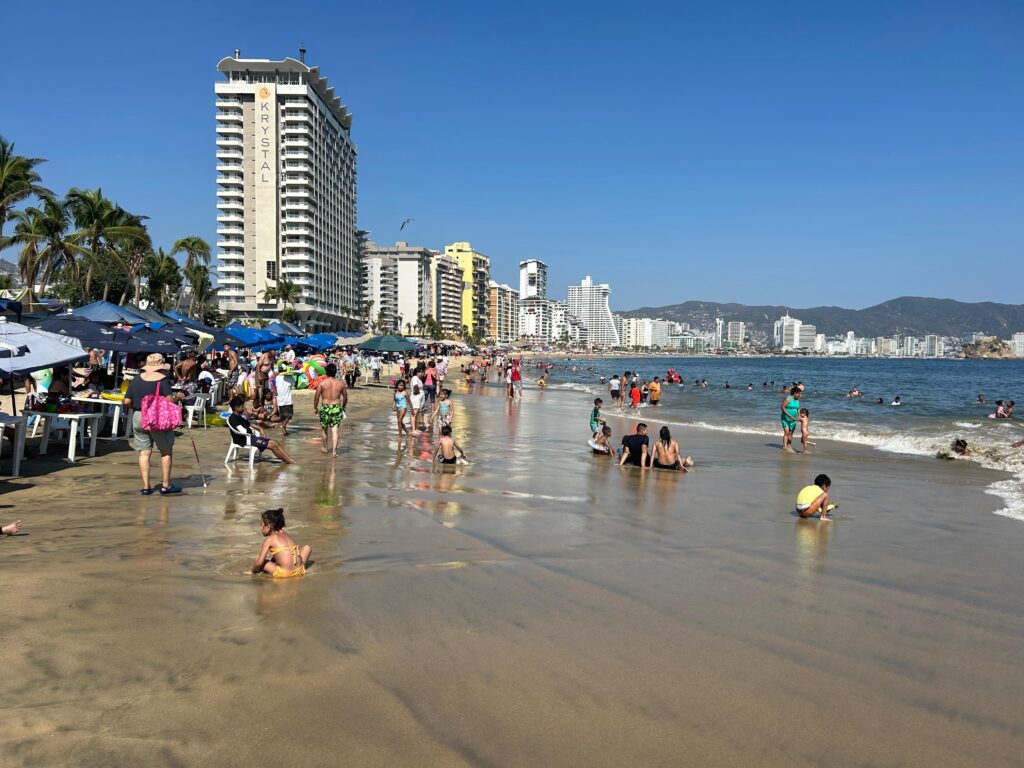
top-left (215, 50), bottom-right (358, 329)
top-left (567, 276), bottom-right (619, 347)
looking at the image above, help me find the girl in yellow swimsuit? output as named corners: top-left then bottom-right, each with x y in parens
top-left (250, 508), bottom-right (311, 578)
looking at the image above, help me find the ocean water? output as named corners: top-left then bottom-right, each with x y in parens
top-left (538, 356), bottom-right (1024, 520)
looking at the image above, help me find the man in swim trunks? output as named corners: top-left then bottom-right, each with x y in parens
top-left (313, 363), bottom-right (348, 455)
top-left (796, 474), bottom-right (836, 520)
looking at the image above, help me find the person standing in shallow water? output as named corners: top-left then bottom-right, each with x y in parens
top-left (313, 363), bottom-right (347, 455)
top-left (780, 385), bottom-right (801, 452)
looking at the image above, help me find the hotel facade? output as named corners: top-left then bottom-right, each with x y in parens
top-left (215, 51), bottom-right (359, 329)
top-left (567, 276), bottom-right (619, 347)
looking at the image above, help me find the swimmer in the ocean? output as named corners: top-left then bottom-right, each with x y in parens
top-left (795, 474), bottom-right (837, 520)
top-left (891, 395), bottom-right (902, 406)
top-left (977, 394), bottom-right (986, 405)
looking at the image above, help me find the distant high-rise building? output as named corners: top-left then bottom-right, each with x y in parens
top-left (361, 241), bottom-right (432, 334)
top-left (429, 252), bottom-right (464, 335)
top-left (775, 313), bottom-right (802, 349)
top-left (923, 334), bottom-right (943, 357)
top-left (714, 318), bottom-right (725, 349)
top-left (487, 281), bottom-right (520, 343)
top-left (567, 276), bottom-right (619, 347)
top-left (519, 259), bottom-right (548, 300)
top-left (551, 301), bottom-right (587, 345)
top-left (1010, 332), bottom-right (1024, 357)
top-left (215, 51), bottom-right (358, 329)
top-left (726, 321), bottom-right (745, 346)
top-left (445, 242), bottom-right (490, 336)
top-left (797, 324), bottom-right (817, 350)
top-left (519, 298), bottom-right (552, 342)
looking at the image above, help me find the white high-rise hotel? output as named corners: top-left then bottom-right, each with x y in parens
top-left (568, 276), bottom-right (619, 347)
top-left (215, 51), bottom-right (359, 329)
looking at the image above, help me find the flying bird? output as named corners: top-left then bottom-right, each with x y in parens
top-left (400, 218), bottom-right (414, 231)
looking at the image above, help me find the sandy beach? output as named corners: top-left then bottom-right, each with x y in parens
top-left (3, 379), bottom-right (1023, 767)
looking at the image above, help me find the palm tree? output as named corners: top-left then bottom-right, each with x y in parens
top-left (170, 236), bottom-right (210, 311)
top-left (2, 196), bottom-right (84, 304)
top-left (185, 264), bottom-right (217, 320)
top-left (182, 262), bottom-right (213, 318)
top-left (259, 278), bottom-right (302, 322)
top-left (339, 304), bottom-right (351, 332)
top-left (66, 188), bottom-right (147, 300)
top-left (361, 298), bottom-right (375, 332)
top-left (116, 239), bottom-right (154, 306)
top-left (0, 136), bottom-right (49, 241)
top-left (143, 248), bottom-right (182, 311)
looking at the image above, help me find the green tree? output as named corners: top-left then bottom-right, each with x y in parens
top-left (361, 298), bottom-right (374, 332)
top-left (184, 264), bottom-right (217, 320)
top-left (0, 136), bottom-right (49, 241)
top-left (65, 187), bottom-right (147, 300)
top-left (259, 278), bottom-right (302, 322)
top-left (170, 235), bottom-right (211, 312)
top-left (339, 304), bottom-right (352, 332)
top-left (142, 248), bottom-right (183, 311)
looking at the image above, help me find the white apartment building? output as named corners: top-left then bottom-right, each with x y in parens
top-left (488, 281), bottom-right (520, 344)
top-left (551, 301), bottom-right (587, 345)
top-left (1009, 332), bottom-right (1024, 357)
top-left (923, 334), bottom-right (944, 357)
top-left (361, 241), bottom-right (433, 334)
top-left (519, 259), bottom-right (548, 300)
top-left (567, 276), bottom-right (619, 347)
top-left (620, 317), bottom-right (672, 349)
top-left (361, 252), bottom-right (397, 331)
top-left (215, 51), bottom-right (358, 329)
top-left (430, 252), bottom-right (464, 335)
top-left (726, 321), bottom-right (745, 346)
top-left (520, 297), bottom-right (552, 342)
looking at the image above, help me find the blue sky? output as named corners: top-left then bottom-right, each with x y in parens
top-left (3, 0), bottom-right (1022, 310)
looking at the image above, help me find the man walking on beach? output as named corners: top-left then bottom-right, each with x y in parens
top-left (313, 363), bottom-right (348, 455)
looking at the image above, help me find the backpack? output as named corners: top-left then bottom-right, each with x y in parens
top-left (140, 379), bottom-right (182, 432)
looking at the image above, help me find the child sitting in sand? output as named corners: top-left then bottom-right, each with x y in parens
top-left (796, 474), bottom-right (837, 521)
top-left (250, 508), bottom-right (310, 577)
top-left (433, 424), bottom-right (467, 465)
top-left (592, 425), bottom-right (614, 456)
top-left (797, 408), bottom-right (815, 452)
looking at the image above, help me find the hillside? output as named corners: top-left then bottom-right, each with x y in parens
top-left (619, 297), bottom-right (1024, 339)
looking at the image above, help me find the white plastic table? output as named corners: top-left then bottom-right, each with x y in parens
top-left (71, 395), bottom-right (132, 440)
top-left (0, 414), bottom-right (27, 477)
top-left (26, 411), bottom-right (102, 462)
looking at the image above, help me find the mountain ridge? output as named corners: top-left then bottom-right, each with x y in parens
top-left (617, 296), bottom-right (1024, 338)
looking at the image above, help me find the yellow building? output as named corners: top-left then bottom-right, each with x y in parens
top-left (444, 242), bottom-right (490, 336)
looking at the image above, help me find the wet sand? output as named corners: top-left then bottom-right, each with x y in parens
top-left (3, 380), bottom-right (1023, 767)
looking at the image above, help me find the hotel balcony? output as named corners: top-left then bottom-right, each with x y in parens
top-left (216, 149), bottom-right (243, 159)
top-left (216, 123), bottom-right (243, 135)
top-left (217, 213), bottom-right (244, 224)
top-left (216, 137), bottom-right (244, 149)
top-left (216, 111), bottom-right (243, 124)
top-left (217, 239), bottom-right (244, 250)
top-left (217, 200), bottom-right (244, 212)
top-left (215, 99), bottom-right (243, 109)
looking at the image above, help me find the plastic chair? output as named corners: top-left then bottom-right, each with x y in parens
top-left (185, 393), bottom-right (212, 429)
top-left (224, 421), bottom-right (259, 469)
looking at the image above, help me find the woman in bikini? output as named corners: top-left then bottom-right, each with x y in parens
top-left (650, 426), bottom-right (693, 471)
top-left (250, 508), bottom-right (310, 578)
